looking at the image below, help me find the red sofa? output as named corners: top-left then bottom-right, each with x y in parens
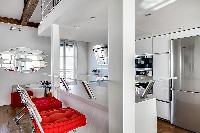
top-left (11, 91), bottom-right (33, 107)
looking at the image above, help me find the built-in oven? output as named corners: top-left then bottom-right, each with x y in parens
top-left (135, 55), bottom-right (153, 77)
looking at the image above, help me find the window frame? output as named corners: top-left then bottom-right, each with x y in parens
top-left (60, 42), bottom-right (76, 80)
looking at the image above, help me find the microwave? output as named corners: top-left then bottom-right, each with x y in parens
top-left (135, 55), bottom-right (153, 68)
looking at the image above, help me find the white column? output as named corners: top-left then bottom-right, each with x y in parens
top-left (108, 0), bottom-right (135, 133)
top-left (123, 0), bottom-right (135, 132)
top-left (51, 24), bottom-right (60, 98)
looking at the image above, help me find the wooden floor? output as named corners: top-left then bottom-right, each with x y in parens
top-left (0, 105), bottom-right (32, 133)
top-left (0, 106), bottom-right (194, 133)
top-left (158, 119), bottom-right (192, 133)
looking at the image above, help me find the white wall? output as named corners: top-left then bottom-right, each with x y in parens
top-left (0, 23), bottom-right (51, 106)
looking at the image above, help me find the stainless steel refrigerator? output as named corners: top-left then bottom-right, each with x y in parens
top-left (171, 36), bottom-right (200, 132)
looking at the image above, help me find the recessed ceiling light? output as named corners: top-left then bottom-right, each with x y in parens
top-left (90, 17), bottom-right (96, 19)
top-left (73, 26), bottom-right (80, 29)
top-left (145, 13), bottom-right (152, 16)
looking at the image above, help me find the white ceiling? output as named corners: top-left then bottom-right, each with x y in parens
top-left (40, 0), bottom-right (200, 43)
top-left (0, 0), bottom-right (24, 19)
top-left (0, 0), bottom-right (41, 23)
top-left (0, 0), bottom-right (199, 42)
top-left (136, 0), bottom-right (200, 39)
top-left (56, 0), bottom-right (108, 44)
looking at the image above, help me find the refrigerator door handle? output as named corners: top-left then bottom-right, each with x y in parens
top-left (169, 79), bottom-right (174, 90)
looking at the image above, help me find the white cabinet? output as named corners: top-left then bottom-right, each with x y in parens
top-left (153, 80), bottom-right (170, 101)
top-left (136, 98), bottom-right (157, 133)
top-left (153, 54), bottom-right (170, 79)
top-left (153, 46), bottom-right (171, 121)
top-left (136, 38), bottom-right (152, 55)
top-left (156, 100), bottom-right (170, 121)
top-left (153, 35), bottom-right (170, 54)
top-left (153, 54), bottom-right (170, 101)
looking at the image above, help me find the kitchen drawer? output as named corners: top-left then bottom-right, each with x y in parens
top-left (156, 100), bottom-right (170, 121)
top-left (153, 80), bottom-right (170, 101)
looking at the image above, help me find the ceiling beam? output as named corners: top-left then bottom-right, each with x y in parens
top-left (0, 16), bottom-right (39, 28)
top-left (21, 0), bottom-right (39, 26)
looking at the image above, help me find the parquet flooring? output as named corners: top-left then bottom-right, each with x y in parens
top-left (158, 119), bottom-right (193, 133)
top-left (0, 105), bottom-right (32, 133)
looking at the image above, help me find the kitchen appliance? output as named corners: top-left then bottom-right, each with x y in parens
top-left (171, 36), bottom-right (200, 132)
top-left (135, 55), bottom-right (153, 77)
top-left (135, 55), bottom-right (153, 69)
top-left (135, 55), bottom-right (153, 100)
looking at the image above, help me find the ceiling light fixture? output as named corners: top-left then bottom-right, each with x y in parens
top-left (152, 0), bottom-right (176, 11)
top-left (10, 26), bottom-right (21, 31)
top-left (90, 17), bottom-right (96, 19)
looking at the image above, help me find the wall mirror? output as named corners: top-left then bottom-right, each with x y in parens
top-left (0, 47), bottom-right (47, 73)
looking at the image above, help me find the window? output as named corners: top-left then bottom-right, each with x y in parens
top-left (60, 42), bottom-right (75, 81)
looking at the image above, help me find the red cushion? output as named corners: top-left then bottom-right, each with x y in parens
top-left (33, 107), bottom-right (86, 133)
top-left (31, 97), bottom-right (62, 111)
top-left (55, 118), bottom-right (69, 123)
top-left (42, 117), bottom-right (52, 124)
top-left (65, 110), bottom-right (74, 117)
top-left (48, 113), bottom-right (66, 121)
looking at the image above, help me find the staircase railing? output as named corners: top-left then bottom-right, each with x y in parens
top-left (41, 0), bottom-right (62, 20)
top-left (60, 77), bottom-right (70, 91)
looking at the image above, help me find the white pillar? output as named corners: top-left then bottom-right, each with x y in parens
top-left (51, 24), bottom-right (60, 98)
top-left (123, 0), bottom-right (135, 132)
top-left (108, 0), bottom-right (135, 132)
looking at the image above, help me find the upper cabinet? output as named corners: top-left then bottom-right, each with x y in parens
top-left (153, 35), bottom-right (170, 54)
top-left (135, 38), bottom-right (153, 55)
